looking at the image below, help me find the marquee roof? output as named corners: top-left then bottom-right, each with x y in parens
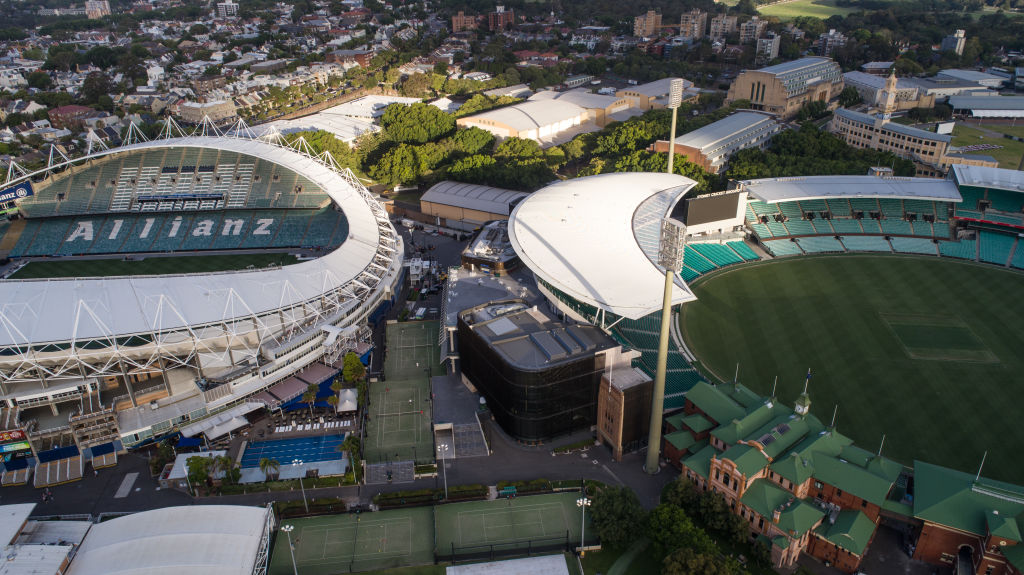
top-left (508, 172), bottom-right (698, 320)
top-left (0, 136), bottom-right (394, 347)
top-left (66, 505), bottom-right (269, 575)
top-left (740, 175), bottom-right (962, 204)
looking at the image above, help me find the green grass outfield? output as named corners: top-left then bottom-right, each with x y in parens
top-left (758, 0), bottom-right (857, 20)
top-left (434, 493), bottom-right (596, 560)
top-left (268, 507), bottom-right (434, 575)
top-left (8, 253), bottom-right (299, 279)
top-left (681, 255), bottom-right (1024, 482)
top-left (952, 123), bottom-right (1024, 170)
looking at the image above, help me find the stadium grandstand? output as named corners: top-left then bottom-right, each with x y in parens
top-left (508, 172), bottom-right (755, 409)
top-left (0, 121), bottom-right (403, 477)
top-left (736, 165), bottom-right (1024, 268)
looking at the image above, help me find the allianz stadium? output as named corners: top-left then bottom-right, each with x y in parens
top-left (0, 123), bottom-right (402, 464)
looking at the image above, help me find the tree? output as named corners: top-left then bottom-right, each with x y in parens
top-left (400, 73), bottom-right (432, 98)
top-left (663, 547), bottom-right (736, 575)
top-left (647, 503), bottom-right (714, 557)
top-left (495, 137), bottom-right (542, 158)
top-left (838, 86), bottom-right (863, 108)
top-left (259, 457), bottom-right (280, 480)
top-left (213, 455), bottom-right (240, 485)
top-left (342, 352), bottom-right (366, 383)
top-left (368, 143), bottom-right (420, 186)
top-left (590, 486), bottom-right (648, 548)
top-left (331, 376), bottom-right (344, 394)
top-left (662, 479), bottom-right (702, 516)
top-left (379, 102), bottom-right (455, 144)
top-left (186, 455), bottom-right (214, 490)
top-left (80, 72), bottom-right (113, 105)
top-left (303, 384), bottom-right (319, 420)
top-left (27, 71), bottom-right (52, 90)
top-left (327, 394), bottom-right (340, 413)
top-left (449, 127), bottom-right (494, 155)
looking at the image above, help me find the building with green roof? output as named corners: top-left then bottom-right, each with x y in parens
top-left (807, 510), bottom-right (877, 572)
top-left (683, 381), bottom-right (746, 425)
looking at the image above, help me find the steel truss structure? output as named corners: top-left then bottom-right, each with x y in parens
top-left (0, 119), bottom-right (402, 408)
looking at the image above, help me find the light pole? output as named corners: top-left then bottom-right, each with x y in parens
top-left (292, 458), bottom-right (308, 513)
top-left (645, 218), bottom-right (686, 475)
top-left (281, 524), bottom-right (298, 575)
top-left (666, 78), bottom-right (685, 175)
top-left (437, 443), bottom-right (449, 500)
top-left (576, 497), bottom-right (591, 557)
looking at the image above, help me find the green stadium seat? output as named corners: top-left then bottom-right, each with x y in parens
top-left (849, 198), bottom-right (880, 213)
top-left (890, 237), bottom-right (936, 255)
top-left (750, 223), bottom-right (772, 238)
top-left (841, 236), bottom-right (891, 252)
top-left (797, 199), bottom-right (828, 212)
top-left (726, 241), bottom-right (759, 261)
top-left (681, 267), bottom-right (700, 282)
top-left (796, 236), bottom-right (844, 253)
top-left (778, 202), bottom-right (803, 219)
top-left (860, 219), bottom-right (883, 234)
top-left (119, 215), bottom-right (167, 253)
top-left (240, 210), bottom-right (285, 249)
top-left (981, 212), bottom-right (1023, 227)
top-left (783, 220), bottom-right (815, 236)
top-left (178, 213), bottom-right (221, 251)
top-left (302, 208), bottom-right (342, 247)
top-left (902, 200), bottom-right (935, 217)
top-left (879, 219), bottom-right (912, 236)
top-left (826, 198), bottom-right (851, 216)
top-left (692, 243), bottom-right (743, 267)
top-left (910, 221), bottom-right (933, 237)
top-left (749, 201), bottom-right (779, 217)
top-left (766, 222), bottom-right (788, 237)
top-left (762, 239), bottom-right (802, 256)
top-left (683, 246), bottom-right (717, 274)
top-left (979, 232), bottom-right (1015, 265)
top-left (939, 239), bottom-right (977, 260)
top-left (829, 219), bottom-right (863, 234)
top-left (147, 214), bottom-right (191, 252)
top-left (1010, 241), bottom-right (1024, 270)
top-left (878, 199), bottom-right (904, 218)
top-left (209, 213), bottom-right (252, 250)
top-left (811, 220), bottom-right (834, 234)
top-left (987, 189), bottom-right (1023, 214)
top-left (956, 209), bottom-right (983, 220)
top-left (274, 211), bottom-right (313, 247)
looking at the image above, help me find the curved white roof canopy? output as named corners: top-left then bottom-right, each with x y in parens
top-left (66, 505), bottom-right (269, 575)
top-left (509, 172), bottom-right (698, 321)
top-left (741, 175), bottom-right (962, 204)
top-left (0, 136), bottom-right (397, 347)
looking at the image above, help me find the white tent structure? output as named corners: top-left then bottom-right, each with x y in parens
top-left (66, 505), bottom-right (274, 575)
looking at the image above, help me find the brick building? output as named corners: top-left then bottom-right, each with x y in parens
top-left (725, 57), bottom-right (844, 120)
top-left (488, 6), bottom-right (514, 31)
top-left (451, 10), bottom-right (479, 32)
top-left (48, 105), bottom-right (97, 130)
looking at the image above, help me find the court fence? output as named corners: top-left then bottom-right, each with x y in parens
top-left (437, 531), bottom-right (572, 564)
top-left (373, 484), bottom-right (488, 509)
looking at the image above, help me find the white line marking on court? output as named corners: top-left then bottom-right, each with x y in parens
top-left (114, 472), bottom-right (138, 498)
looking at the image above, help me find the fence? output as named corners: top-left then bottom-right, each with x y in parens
top-left (438, 531), bottom-right (572, 564)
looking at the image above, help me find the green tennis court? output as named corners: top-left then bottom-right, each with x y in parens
top-left (434, 493), bottom-right (596, 559)
top-left (363, 320), bottom-right (442, 465)
top-left (268, 507), bottom-right (434, 575)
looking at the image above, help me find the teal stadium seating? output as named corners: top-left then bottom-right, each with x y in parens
top-left (890, 237), bottom-right (936, 255)
top-left (762, 239), bottom-right (802, 256)
top-left (910, 221), bottom-right (934, 237)
top-left (749, 201), bottom-right (779, 217)
top-left (751, 223), bottom-right (772, 238)
top-left (878, 199), bottom-right (904, 218)
top-left (902, 200), bottom-right (935, 218)
top-left (849, 198), bottom-right (880, 213)
top-left (829, 219), bottom-right (863, 234)
top-left (797, 199), bottom-right (828, 212)
top-left (681, 267), bottom-right (700, 282)
top-left (979, 232), bottom-right (1015, 265)
top-left (859, 219), bottom-right (883, 234)
top-left (879, 219), bottom-right (912, 236)
top-left (683, 247), bottom-right (717, 274)
top-left (147, 214), bottom-right (192, 252)
top-left (841, 235), bottom-right (891, 252)
top-left (778, 202), bottom-right (803, 219)
top-left (939, 239), bottom-right (977, 260)
top-left (1011, 242), bottom-right (1024, 270)
top-left (826, 198), bottom-right (851, 216)
top-left (987, 189), bottom-right (1023, 214)
top-left (796, 236), bottom-right (844, 253)
top-left (956, 208), bottom-right (983, 220)
top-left (239, 211), bottom-right (285, 249)
top-left (783, 219), bottom-right (815, 236)
top-left (726, 241), bottom-right (759, 261)
top-left (766, 222), bottom-right (788, 237)
top-left (811, 220), bottom-right (834, 234)
top-left (691, 243), bottom-right (743, 267)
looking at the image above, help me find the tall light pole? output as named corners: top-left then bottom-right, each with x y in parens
top-left (645, 218), bottom-right (686, 475)
top-left (576, 496), bottom-right (591, 557)
top-left (666, 78), bottom-right (685, 175)
top-left (292, 458), bottom-right (308, 513)
top-left (437, 443), bottom-right (449, 499)
top-left (281, 524), bottom-right (299, 575)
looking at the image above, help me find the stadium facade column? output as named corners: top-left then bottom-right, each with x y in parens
top-left (645, 219), bottom-right (686, 475)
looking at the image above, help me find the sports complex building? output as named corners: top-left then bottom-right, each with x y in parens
top-left (0, 123), bottom-right (402, 486)
top-left (505, 167), bottom-right (1024, 574)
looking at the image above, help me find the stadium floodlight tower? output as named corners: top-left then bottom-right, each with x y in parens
top-left (645, 217), bottom-right (687, 475)
top-left (665, 78), bottom-right (685, 175)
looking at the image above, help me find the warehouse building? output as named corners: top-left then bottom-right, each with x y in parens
top-left (616, 77), bottom-right (699, 111)
top-left (420, 181), bottom-right (529, 227)
top-left (949, 95), bottom-right (1024, 118)
top-left (455, 99), bottom-right (589, 146)
top-left (528, 89), bottom-right (634, 127)
top-left (651, 110), bottom-right (781, 174)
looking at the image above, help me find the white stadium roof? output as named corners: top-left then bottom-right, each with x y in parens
top-left (0, 136), bottom-right (395, 347)
top-left (740, 175), bottom-right (962, 204)
top-left (66, 505), bottom-right (269, 575)
top-left (509, 172), bottom-right (698, 321)
top-left (952, 164), bottom-right (1024, 193)
top-left (462, 99), bottom-right (586, 132)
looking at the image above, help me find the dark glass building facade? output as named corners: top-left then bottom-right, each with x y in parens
top-left (457, 300), bottom-right (618, 442)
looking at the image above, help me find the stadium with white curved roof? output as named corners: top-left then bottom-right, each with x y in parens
top-left (0, 126), bottom-right (402, 449)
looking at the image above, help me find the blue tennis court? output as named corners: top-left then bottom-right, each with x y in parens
top-left (240, 434), bottom-right (347, 468)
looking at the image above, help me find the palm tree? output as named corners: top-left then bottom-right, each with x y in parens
top-left (211, 455), bottom-right (238, 486)
top-left (302, 389), bottom-right (317, 421)
top-left (326, 394), bottom-right (339, 414)
top-left (330, 376), bottom-right (344, 394)
top-left (259, 457), bottom-right (280, 481)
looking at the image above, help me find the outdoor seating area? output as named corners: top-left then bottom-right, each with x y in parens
top-left (34, 446), bottom-right (83, 488)
top-left (273, 420), bottom-right (352, 434)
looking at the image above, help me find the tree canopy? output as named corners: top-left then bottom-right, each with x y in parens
top-left (590, 486), bottom-right (648, 549)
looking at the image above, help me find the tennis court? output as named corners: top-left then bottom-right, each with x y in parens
top-left (363, 320), bottom-right (440, 465)
top-left (268, 507), bottom-right (434, 575)
top-left (240, 434), bottom-right (346, 468)
top-left (434, 493), bottom-right (595, 559)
